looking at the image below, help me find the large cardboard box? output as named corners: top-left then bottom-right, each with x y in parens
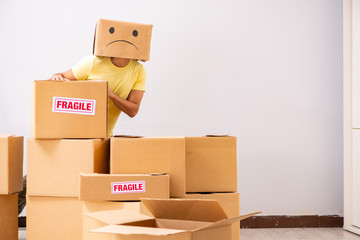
top-left (31, 80), bottom-right (108, 139)
top-left (80, 173), bottom-right (170, 201)
top-left (83, 201), bottom-right (151, 240)
top-left (185, 136), bottom-right (237, 193)
top-left (0, 194), bottom-right (18, 240)
top-left (182, 193), bottom-right (240, 240)
top-left (27, 196), bottom-right (82, 240)
top-left (110, 137), bottom-right (186, 197)
top-left (27, 138), bottom-right (109, 197)
top-left (0, 135), bottom-right (23, 194)
top-left (88, 198), bottom-right (256, 240)
top-left (94, 19), bottom-right (153, 61)
top-left (110, 136), bottom-right (237, 197)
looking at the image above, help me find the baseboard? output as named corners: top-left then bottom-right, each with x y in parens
top-left (19, 216), bottom-right (26, 228)
top-left (240, 215), bottom-right (343, 228)
top-left (18, 215), bottom-right (344, 228)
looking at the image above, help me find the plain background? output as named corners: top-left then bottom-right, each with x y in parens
top-left (0, 0), bottom-right (343, 216)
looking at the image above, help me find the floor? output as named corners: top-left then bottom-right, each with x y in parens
top-left (18, 228), bottom-right (360, 240)
top-left (240, 228), bottom-right (360, 240)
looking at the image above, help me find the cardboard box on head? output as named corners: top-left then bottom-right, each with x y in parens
top-left (94, 19), bottom-right (153, 61)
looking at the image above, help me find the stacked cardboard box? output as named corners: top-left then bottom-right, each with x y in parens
top-left (100, 135), bottom-right (242, 240)
top-left (27, 81), bottom-right (250, 240)
top-left (27, 80), bottom-right (109, 240)
top-left (0, 135), bottom-right (24, 240)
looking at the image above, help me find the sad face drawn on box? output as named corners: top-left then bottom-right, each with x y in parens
top-left (94, 19), bottom-right (153, 61)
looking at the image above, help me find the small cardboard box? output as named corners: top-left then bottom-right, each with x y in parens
top-left (31, 80), bottom-right (108, 139)
top-left (27, 138), bottom-right (109, 197)
top-left (110, 136), bottom-right (237, 197)
top-left (185, 136), bottom-right (237, 193)
top-left (94, 19), bottom-right (153, 61)
top-left (27, 196), bottom-right (82, 240)
top-left (88, 198), bottom-right (257, 240)
top-left (0, 194), bottom-right (18, 240)
top-left (79, 173), bottom-right (170, 201)
top-left (182, 193), bottom-right (240, 240)
top-left (0, 135), bottom-right (23, 194)
top-left (110, 137), bottom-right (186, 197)
top-left (83, 201), bottom-right (151, 240)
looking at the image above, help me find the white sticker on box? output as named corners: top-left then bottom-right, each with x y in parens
top-left (111, 181), bottom-right (146, 194)
top-left (52, 97), bottom-right (96, 115)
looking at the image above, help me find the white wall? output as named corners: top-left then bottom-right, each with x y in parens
top-left (0, 0), bottom-right (343, 215)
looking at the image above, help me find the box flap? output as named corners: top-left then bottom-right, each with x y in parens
top-left (85, 209), bottom-right (153, 225)
top-left (113, 135), bottom-right (143, 138)
top-left (141, 198), bottom-right (227, 222)
top-left (92, 224), bottom-right (186, 236)
top-left (195, 212), bottom-right (261, 231)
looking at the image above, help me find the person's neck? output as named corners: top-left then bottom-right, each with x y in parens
top-left (111, 57), bottom-right (130, 68)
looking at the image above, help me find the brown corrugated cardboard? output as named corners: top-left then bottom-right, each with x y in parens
top-left (27, 138), bottom-right (109, 197)
top-left (185, 136), bottom-right (237, 193)
top-left (110, 136), bottom-right (237, 196)
top-left (110, 137), bottom-right (186, 197)
top-left (88, 198), bottom-right (259, 240)
top-left (31, 80), bottom-right (108, 139)
top-left (94, 19), bottom-right (153, 61)
top-left (0, 135), bottom-right (23, 194)
top-left (79, 173), bottom-right (170, 201)
top-left (27, 196), bottom-right (82, 240)
top-left (0, 194), bottom-right (18, 240)
top-left (83, 201), bottom-right (151, 240)
top-left (182, 193), bottom-right (240, 240)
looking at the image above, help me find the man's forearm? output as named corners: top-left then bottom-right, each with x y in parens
top-left (108, 92), bottom-right (139, 118)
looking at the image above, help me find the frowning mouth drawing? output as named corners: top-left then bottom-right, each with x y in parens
top-left (105, 40), bottom-right (139, 50)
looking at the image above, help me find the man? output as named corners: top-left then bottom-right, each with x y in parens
top-left (18, 19), bottom-right (153, 215)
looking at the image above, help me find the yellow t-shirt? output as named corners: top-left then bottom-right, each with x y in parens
top-left (72, 55), bottom-right (146, 137)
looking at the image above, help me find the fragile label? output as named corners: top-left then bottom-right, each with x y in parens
top-left (52, 97), bottom-right (96, 115)
top-left (111, 181), bottom-right (146, 194)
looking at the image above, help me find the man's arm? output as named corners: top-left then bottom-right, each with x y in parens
top-left (50, 69), bottom-right (77, 81)
top-left (109, 89), bottom-right (144, 118)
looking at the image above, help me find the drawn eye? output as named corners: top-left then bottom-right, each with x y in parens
top-left (109, 27), bottom-right (115, 34)
top-left (132, 30), bottom-right (138, 37)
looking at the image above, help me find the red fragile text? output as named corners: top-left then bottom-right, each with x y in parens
top-left (56, 101), bottom-right (91, 111)
top-left (112, 181), bottom-right (146, 194)
top-left (52, 97), bottom-right (96, 115)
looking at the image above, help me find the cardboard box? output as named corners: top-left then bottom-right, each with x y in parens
top-left (0, 135), bottom-right (23, 194)
top-left (182, 193), bottom-right (240, 240)
top-left (31, 80), bottom-right (108, 139)
top-left (83, 201), bottom-right (151, 240)
top-left (185, 136), bottom-right (237, 193)
top-left (27, 196), bottom-right (82, 240)
top-left (0, 194), bottom-right (18, 240)
top-left (110, 137), bottom-right (186, 197)
top-left (88, 198), bottom-right (257, 240)
top-left (110, 136), bottom-right (237, 197)
top-left (27, 138), bottom-right (109, 197)
top-left (94, 19), bottom-right (153, 61)
top-left (80, 173), bottom-right (170, 201)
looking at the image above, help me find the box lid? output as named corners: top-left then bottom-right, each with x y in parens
top-left (85, 209), bottom-right (153, 225)
top-left (141, 198), bottom-right (228, 222)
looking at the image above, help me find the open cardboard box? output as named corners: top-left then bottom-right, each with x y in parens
top-left (86, 198), bottom-right (259, 240)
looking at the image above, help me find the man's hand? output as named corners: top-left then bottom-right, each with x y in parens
top-left (49, 69), bottom-right (77, 81)
top-left (50, 74), bottom-right (70, 81)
